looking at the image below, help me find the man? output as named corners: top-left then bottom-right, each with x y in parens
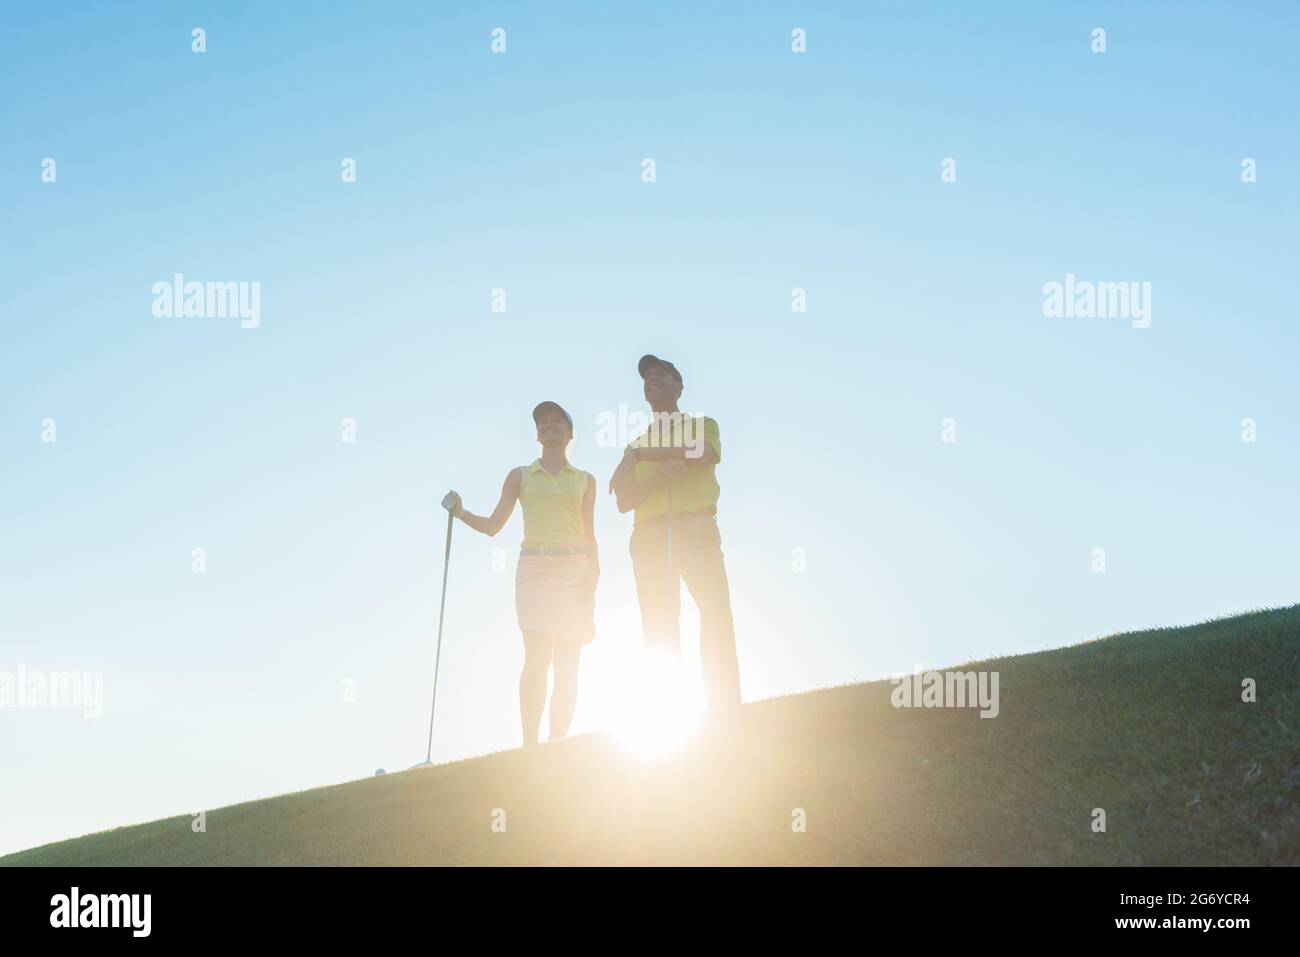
top-left (610, 354), bottom-right (741, 709)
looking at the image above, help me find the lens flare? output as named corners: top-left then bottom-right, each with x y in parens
top-left (610, 651), bottom-right (700, 757)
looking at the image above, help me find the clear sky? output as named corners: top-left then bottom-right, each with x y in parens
top-left (2, 1), bottom-right (1298, 856)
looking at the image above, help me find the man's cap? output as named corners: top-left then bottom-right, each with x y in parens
top-left (638, 354), bottom-right (683, 384)
top-left (532, 401), bottom-right (573, 429)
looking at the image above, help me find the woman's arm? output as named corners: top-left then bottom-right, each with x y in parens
top-left (449, 469), bottom-right (522, 537)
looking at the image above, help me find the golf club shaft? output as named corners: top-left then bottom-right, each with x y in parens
top-left (666, 482), bottom-right (673, 582)
top-left (424, 509), bottom-right (455, 763)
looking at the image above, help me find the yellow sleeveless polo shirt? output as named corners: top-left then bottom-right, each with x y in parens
top-left (518, 460), bottom-right (589, 547)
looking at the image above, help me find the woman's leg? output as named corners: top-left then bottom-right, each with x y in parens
top-left (520, 631), bottom-right (553, 746)
top-left (548, 640), bottom-right (582, 741)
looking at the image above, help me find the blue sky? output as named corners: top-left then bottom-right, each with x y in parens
top-left (2, 1), bottom-right (1298, 856)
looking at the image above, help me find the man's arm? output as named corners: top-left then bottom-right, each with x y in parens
top-left (582, 473), bottom-right (599, 591)
top-left (610, 448), bottom-right (683, 513)
top-left (633, 445), bottom-right (719, 466)
top-left (449, 469), bottom-right (522, 536)
top-left (610, 419), bottom-right (721, 512)
top-left (608, 448), bottom-right (635, 510)
top-left (633, 417), bottom-right (721, 466)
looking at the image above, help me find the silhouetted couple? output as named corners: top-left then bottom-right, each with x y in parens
top-left (441, 354), bottom-right (741, 746)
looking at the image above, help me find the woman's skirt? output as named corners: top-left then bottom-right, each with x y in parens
top-left (515, 553), bottom-right (595, 644)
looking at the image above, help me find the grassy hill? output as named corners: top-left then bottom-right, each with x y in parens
top-left (5, 605), bottom-right (1298, 866)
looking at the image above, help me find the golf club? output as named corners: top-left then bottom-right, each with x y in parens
top-left (411, 506), bottom-right (456, 769)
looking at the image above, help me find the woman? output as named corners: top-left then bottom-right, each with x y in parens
top-left (441, 401), bottom-right (598, 747)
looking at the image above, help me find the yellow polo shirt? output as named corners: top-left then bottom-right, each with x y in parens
top-left (519, 460), bottom-right (589, 547)
top-left (628, 415), bottom-right (722, 525)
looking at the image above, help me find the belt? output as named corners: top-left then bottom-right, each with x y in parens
top-left (636, 506), bottom-right (717, 527)
top-left (520, 544), bottom-right (590, 557)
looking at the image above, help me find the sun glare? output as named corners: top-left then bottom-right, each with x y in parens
top-left (608, 651), bottom-right (701, 757)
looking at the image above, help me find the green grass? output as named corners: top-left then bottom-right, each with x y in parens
top-left (5, 605), bottom-right (1298, 866)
